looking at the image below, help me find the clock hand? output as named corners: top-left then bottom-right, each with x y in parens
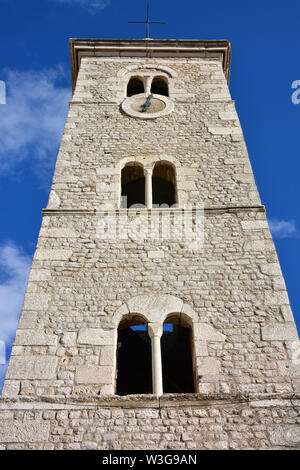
top-left (141, 94), bottom-right (153, 112)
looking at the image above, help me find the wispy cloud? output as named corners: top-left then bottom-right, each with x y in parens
top-left (0, 67), bottom-right (70, 184)
top-left (0, 242), bottom-right (32, 391)
top-left (268, 218), bottom-right (300, 239)
top-left (52, 0), bottom-right (110, 14)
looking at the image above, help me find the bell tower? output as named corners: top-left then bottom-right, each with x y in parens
top-left (0, 38), bottom-right (299, 450)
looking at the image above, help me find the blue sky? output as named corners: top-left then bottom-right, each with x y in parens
top-left (0, 0), bottom-right (299, 390)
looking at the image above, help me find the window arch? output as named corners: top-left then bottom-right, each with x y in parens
top-left (152, 162), bottom-right (177, 207)
top-left (121, 163), bottom-right (145, 208)
top-left (161, 314), bottom-right (195, 393)
top-left (116, 315), bottom-right (152, 395)
top-left (151, 76), bottom-right (169, 97)
top-left (127, 76), bottom-right (144, 97)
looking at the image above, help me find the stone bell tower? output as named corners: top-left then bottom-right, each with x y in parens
top-left (0, 38), bottom-right (299, 450)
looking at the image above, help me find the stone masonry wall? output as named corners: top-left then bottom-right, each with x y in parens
top-left (0, 395), bottom-right (299, 450)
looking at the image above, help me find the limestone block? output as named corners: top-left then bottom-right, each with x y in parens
top-left (17, 312), bottom-right (37, 329)
top-left (264, 291), bottom-right (290, 306)
top-left (261, 323), bottom-right (299, 341)
top-left (61, 332), bottom-right (77, 347)
top-left (96, 182), bottom-right (119, 193)
top-left (6, 356), bottom-right (58, 380)
top-left (39, 228), bottom-right (78, 238)
top-left (100, 346), bottom-right (115, 366)
top-left (281, 306), bottom-right (295, 322)
top-left (15, 330), bottom-right (58, 346)
top-left (127, 294), bottom-right (183, 323)
top-left (196, 357), bottom-right (221, 375)
top-left (35, 249), bottom-right (73, 261)
top-left (260, 263), bottom-right (282, 276)
top-left (78, 328), bottom-right (115, 345)
top-left (75, 365), bottom-right (113, 384)
top-left (0, 421), bottom-right (50, 443)
top-left (218, 111), bottom-right (237, 120)
top-left (194, 341), bottom-right (208, 356)
top-left (147, 251), bottom-right (164, 258)
top-left (47, 190), bottom-right (60, 209)
top-left (23, 294), bottom-right (50, 310)
top-left (241, 221), bottom-right (269, 230)
top-left (1, 381), bottom-right (20, 397)
top-left (268, 426), bottom-right (300, 447)
top-left (28, 269), bottom-right (51, 282)
top-left (193, 323), bottom-right (226, 342)
top-left (96, 168), bottom-right (120, 176)
top-left (197, 383), bottom-right (215, 394)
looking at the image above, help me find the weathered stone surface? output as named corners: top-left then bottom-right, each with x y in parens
top-left (77, 328), bottom-right (115, 345)
top-left (15, 330), bottom-right (58, 346)
top-left (75, 365), bottom-right (113, 384)
top-left (261, 323), bottom-right (299, 341)
top-left (35, 249), bottom-right (73, 260)
top-left (6, 357), bottom-right (58, 380)
top-left (193, 323), bottom-right (226, 342)
top-left (22, 294), bottom-right (50, 310)
top-left (196, 357), bottom-right (221, 375)
top-left (0, 421), bottom-right (50, 443)
top-left (268, 426), bottom-right (300, 447)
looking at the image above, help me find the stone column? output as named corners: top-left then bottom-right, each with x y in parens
top-left (144, 167), bottom-right (153, 209)
top-left (144, 76), bottom-right (152, 95)
top-left (148, 323), bottom-right (163, 396)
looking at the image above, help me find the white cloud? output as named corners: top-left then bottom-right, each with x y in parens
top-left (0, 67), bottom-right (70, 183)
top-left (53, 0), bottom-right (110, 14)
top-left (0, 242), bottom-right (31, 390)
top-left (268, 218), bottom-right (300, 239)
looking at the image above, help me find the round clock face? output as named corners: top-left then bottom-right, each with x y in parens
top-left (121, 93), bottom-right (174, 119)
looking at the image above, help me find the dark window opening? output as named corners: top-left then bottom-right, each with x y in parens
top-left (127, 77), bottom-right (144, 97)
top-left (152, 163), bottom-right (176, 207)
top-left (116, 317), bottom-right (152, 395)
top-left (121, 164), bottom-right (145, 208)
top-left (161, 317), bottom-right (195, 393)
top-left (151, 77), bottom-right (169, 97)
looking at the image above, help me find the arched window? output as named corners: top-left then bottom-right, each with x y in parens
top-left (121, 163), bottom-right (145, 208)
top-left (161, 315), bottom-right (195, 393)
top-left (116, 316), bottom-right (152, 395)
top-left (151, 76), bottom-right (169, 97)
top-left (152, 162), bottom-right (177, 207)
top-left (127, 77), bottom-right (144, 97)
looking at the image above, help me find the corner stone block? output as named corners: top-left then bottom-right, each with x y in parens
top-left (261, 323), bottom-right (299, 341)
top-left (6, 356), bottom-right (58, 380)
top-left (35, 249), bottom-right (73, 261)
top-left (23, 294), bottom-right (50, 310)
top-left (77, 328), bottom-right (115, 346)
top-left (193, 323), bottom-right (226, 342)
top-left (0, 421), bottom-right (50, 443)
top-left (15, 330), bottom-right (58, 346)
top-left (75, 365), bottom-right (114, 384)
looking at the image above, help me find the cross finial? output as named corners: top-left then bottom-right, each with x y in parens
top-left (128, 2), bottom-right (166, 39)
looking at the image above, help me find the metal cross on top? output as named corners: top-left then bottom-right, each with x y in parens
top-left (128, 2), bottom-right (166, 39)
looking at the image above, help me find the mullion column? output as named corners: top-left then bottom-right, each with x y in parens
top-left (148, 323), bottom-right (163, 396)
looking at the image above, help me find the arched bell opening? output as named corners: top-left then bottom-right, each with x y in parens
top-left (127, 76), bottom-right (144, 97)
top-left (161, 314), bottom-right (195, 393)
top-left (116, 315), bottom-right (152, 395)
top-left (121, 163), bottom-right (145, 208)
top-left (151, 76), bottom-right (169, 97)
top-left (152, 162), bottom-right (177, 208)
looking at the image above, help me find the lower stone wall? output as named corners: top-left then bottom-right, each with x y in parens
top-left (0, 394), bottom-right (299, 450)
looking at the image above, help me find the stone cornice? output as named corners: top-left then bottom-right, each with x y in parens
top-left (0, 393), bottom-right (298, 410)
top-left (69, 38), bottom-right (231, 94)
top-left (42, 206), bottom-right (265, 217)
